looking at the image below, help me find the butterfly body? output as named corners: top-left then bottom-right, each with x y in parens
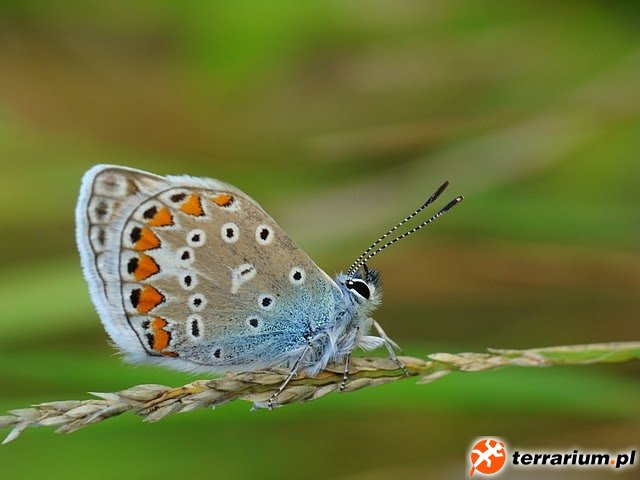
top-left (76, 165), bottom-right (385, 376)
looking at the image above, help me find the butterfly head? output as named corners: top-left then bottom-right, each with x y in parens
top-left (337, 265), bottom-right (382, 310)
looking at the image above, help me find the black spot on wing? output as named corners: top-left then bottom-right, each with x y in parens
top-left (127, 257), bottom-right (139, 274)
top-left (143, 206), bottom-right (158, 219)
top-left (191, 320), bottom-right (200, 337)
top-left (130, 226), bottom-right (142, 243)
top-left (130, 288), bottom-right (141, 308)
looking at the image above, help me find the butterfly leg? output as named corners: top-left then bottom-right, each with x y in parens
top-left (339, 325), bottom-right (359, 392)
top-left (339, 352), bottom-right (351, 392)
top-left (384, 341), bottom-right (409, 377)
top-left (373, 320), bottom-right (402, 352)
top-left (373, 320), bottom-right (409, 377)
top-left (267, 344), bottom-right (311, 410)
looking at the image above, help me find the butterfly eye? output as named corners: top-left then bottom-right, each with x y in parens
top-left (345, 279), bottom-right (371, 300)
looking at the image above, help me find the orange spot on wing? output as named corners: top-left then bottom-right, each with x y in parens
top-left (134, 227), bottom-right (161, 251)
top-left (148, 207), bottom-right (174, 227)
top-left (150, 317), bottom-right (171, 351)
top-left (137, 285), bottom-right (165, 314)
top-left (212, 193), bottom-right (234, 207)
top-left (180, 194), bottom-right (204, 216)
top-left (134, 254), bottom-right (160, 281)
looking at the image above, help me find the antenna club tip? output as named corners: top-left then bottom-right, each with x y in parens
top-left (456, 195), bottom-right (464, 202)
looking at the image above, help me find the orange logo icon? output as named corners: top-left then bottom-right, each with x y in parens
top-left (469, 438), bottom-right (507, 477)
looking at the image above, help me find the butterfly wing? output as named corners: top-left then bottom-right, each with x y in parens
top-left (76, 165), bottom-right (340, 373)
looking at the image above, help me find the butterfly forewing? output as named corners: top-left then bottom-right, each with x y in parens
top-left (77, 165), bottom-right (340, 373)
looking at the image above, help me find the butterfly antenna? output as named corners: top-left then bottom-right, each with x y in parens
top-left (349, 194), bottom-right (464, 275)
top-left (346, 181), bottom-right (450, 276)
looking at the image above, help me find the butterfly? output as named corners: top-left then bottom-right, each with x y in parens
top-left (76, 165), bottom-right (462, 408)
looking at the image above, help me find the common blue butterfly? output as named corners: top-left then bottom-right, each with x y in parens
top-left (76, 165), bottom-right (462, 407)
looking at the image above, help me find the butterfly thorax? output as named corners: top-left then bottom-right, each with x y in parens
top-left (296, 270), bottom-right (382, 376)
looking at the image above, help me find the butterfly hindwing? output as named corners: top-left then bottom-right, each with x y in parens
top-left (77, 165), bottom-right (340, 373)
top-left (76, 165), bottom-right (170, 357)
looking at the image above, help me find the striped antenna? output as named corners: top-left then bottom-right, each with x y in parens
top-left (347, 191), bottom-right (463, 277)
top-left (345, 181), bottom-right (450, 277)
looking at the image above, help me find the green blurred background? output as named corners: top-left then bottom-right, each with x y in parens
top-left (0, 1), bottom-right (638, 479)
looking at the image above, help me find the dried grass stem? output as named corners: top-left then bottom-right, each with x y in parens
top-left (1, 341), bottom-right (638, 444)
